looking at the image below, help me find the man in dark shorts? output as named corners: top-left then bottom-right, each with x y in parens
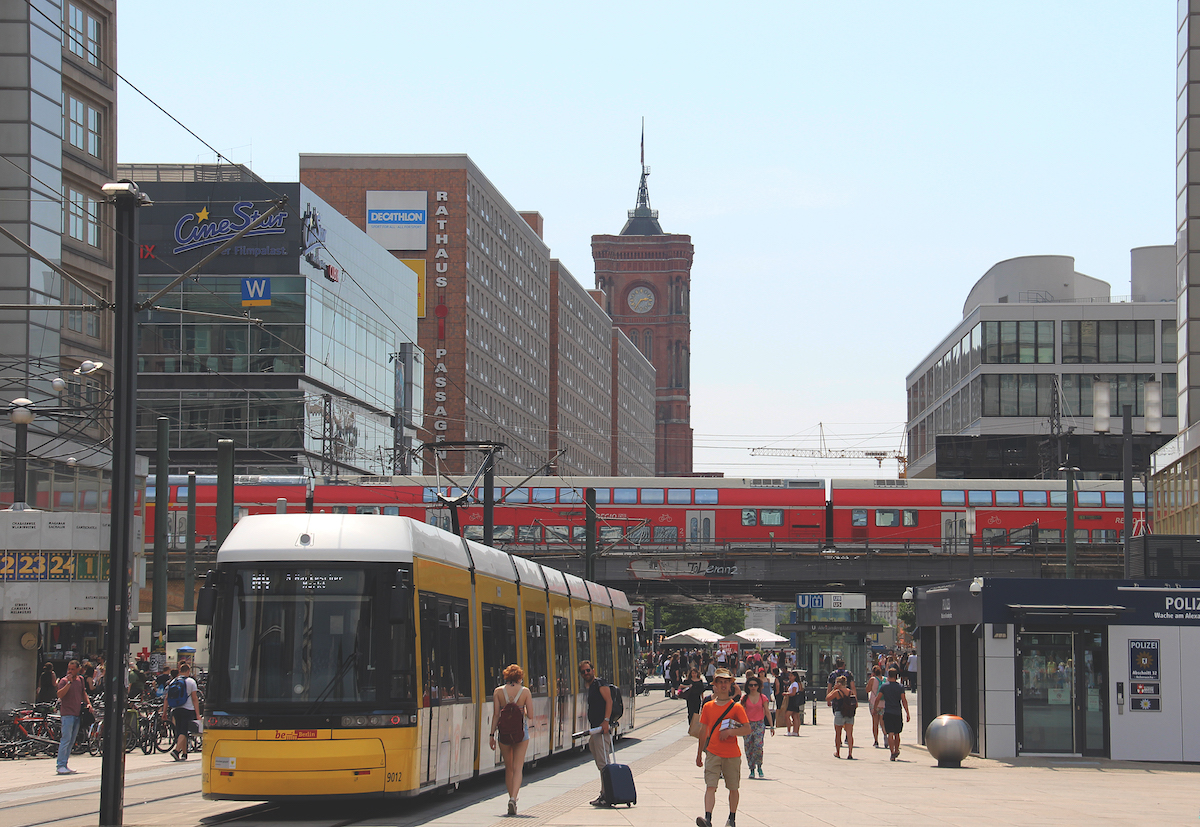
top-left (161, 661), bottom-right (200, 760)
top-left (877, 667), bottom-right (910, 761)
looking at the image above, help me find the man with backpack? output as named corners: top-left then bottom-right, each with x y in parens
top-left (161, 661), bottom-right (200, 761)
top-left (579, 660), bottom-right (614, 807)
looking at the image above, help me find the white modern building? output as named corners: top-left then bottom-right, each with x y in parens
top-left (907, 249), bottom-right (1177, 478)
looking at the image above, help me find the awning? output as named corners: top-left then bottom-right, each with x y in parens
top-left (1006, 604), bottom-right (1127, 620)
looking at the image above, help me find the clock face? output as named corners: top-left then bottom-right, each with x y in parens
top-left (627, 286), bottom-right (655, 314)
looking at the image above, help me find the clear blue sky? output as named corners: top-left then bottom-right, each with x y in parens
top-left (118, 2), bottom-right (1176, 478)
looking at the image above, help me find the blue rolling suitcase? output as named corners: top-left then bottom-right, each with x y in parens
top-left (600, 735), bottom-right (636, 807)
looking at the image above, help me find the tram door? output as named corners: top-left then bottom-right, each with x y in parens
top-left (1016, 628), bottom-right (1108, 756)
top-left (687, 511), bottom-right (714, 543)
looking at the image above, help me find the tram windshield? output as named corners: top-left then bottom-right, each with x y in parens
top-left (219, 567), bottom-right (379, 705)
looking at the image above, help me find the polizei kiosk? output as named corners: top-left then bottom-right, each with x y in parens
top-left (913, 578), bottom-right (1200, 761)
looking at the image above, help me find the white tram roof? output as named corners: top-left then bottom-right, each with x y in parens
top-left (541, 566), bottom-right (570, 596)
top-left (607, 587), bottom-right (631, 612)
top-left (512, 554), bottom-right (547, 589)
top-left (563, 571), bottom-right (590, 600)
top-left (585, 580), bottom-right (610, 606)
top-left (464, 537), bottom-right (518, 582)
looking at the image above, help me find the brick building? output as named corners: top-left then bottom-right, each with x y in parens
top-left (592, 165), bottom-right (695, 475)
top-left (299, 154), bottom-right (655, 477)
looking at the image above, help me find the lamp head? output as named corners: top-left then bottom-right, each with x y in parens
top-left (9, 397), bottom-right (34, 426)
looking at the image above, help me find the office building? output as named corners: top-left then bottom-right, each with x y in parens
top-left (907, 250), bottom-right (1176, 479)
top-left (119, 164), bottom-right (421, 477)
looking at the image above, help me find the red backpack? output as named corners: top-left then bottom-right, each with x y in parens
top-left (496, 686), bottom-right (526, 744)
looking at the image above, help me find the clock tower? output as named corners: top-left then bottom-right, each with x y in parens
top-left (592, 160), bottom-right (694, 475)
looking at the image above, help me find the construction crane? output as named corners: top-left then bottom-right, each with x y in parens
top-left (750, 424), bottom-right (909, 477)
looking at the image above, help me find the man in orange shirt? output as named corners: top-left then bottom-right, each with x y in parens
top-left (695, 668), bottom-right (751, 827)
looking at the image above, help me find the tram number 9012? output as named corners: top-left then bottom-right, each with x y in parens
top-left (386, 772), bottom-right (402, 784)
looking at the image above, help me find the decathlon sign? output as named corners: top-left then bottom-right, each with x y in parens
top-left (366, 191), bottom-right (427, 250)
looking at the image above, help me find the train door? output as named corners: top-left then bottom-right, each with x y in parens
top-left (427, 508), bottom-right (452, 532)
top-left (941, 512), bottom-right (968, 554)
top-left (687, 511), bottom-right (715, 543)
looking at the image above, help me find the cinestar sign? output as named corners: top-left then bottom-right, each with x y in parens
top-left (365, 191), bottom-right (427, 250)
top-left (173, 202), bottom-right (288, 255)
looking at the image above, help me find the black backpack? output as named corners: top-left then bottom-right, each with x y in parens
top-left (606, 681), bottom-right (624, 722)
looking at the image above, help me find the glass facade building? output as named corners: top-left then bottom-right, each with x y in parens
top-left (120, 168), bottom-right (421, 476)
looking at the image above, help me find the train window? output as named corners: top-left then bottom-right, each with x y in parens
top-left (600, 526), bottom-right (624, 542)
top-left (968, 491), bottom-right (993, 506)
top-left (1038, 529), bottom-right (1062, 541)
top-left (941, 490), bottom-right (966, 506)
top-left (332, 505), bottom-right (349, 514)
top-left (167, 624), bottom-right (198, 642)
top-left (525, 611), bottom-right (549, 695)
top-left (545, 525), bottom-right (570, 543)
top-left (761, 509), bottom-right (784, 526)
top-left (653, 525), bottom-right (679, 542)
top-left (505, 488), bottom-right (529, 503)
top-left (175, 487), bottom-right (188, 502)
top-left (594, 489), bottom-right (611, 504)
top-left (668, 489), bottom-right (691, 504)
top-left (560, 487), bottom-right (585, 503)
top-left (1134, 492), bottom-right (1145, 507)
top-left (554, 617), bottom-right (571, 705)
top-left (995, 491), bottom-right (1020, 505)
top-left (576, 621), bottom-right (592, 666)
top-left (596, 624), bottom-right (614, 684)
top-left (875, 510), bottom-right (900, 527)
top-left (641, 489), bottom-right (665, 504)
top-left (518, 526), bottom-right (542, 543)
top-left (1077, 491), bottom-right (1103, 507)
top-left (422, 487), bottom-right (438, 503)
top-left (420, 593), bottom-right (471, 703)
top-left (741, 509), bottom-right (758, 526)
top-left (383, 506), bottom-right (399, 516)
top-left (1050, 491), bottom-right (1068, 506)
top-left (614, 488), bottom-right (638, 504)
top-left (494, 525), bottom-right (515, 541)
top-left (481, 604), bottom-right (518, 692)
top-left (851, 509), bottom-right (868, 527)
top-left (695, 489), bottom-right (719, 505)
top-left (628, 525), bottom-right (651, 543)
top-left (1104, 492), bottom-right (1124, 507)
top-left (903, 510), bottom-right (918, 526)
top-left (533, 488), bottom-right (557, 503)
top-left (464, 526), bottom-right (484, 540)
top-left (1023, 491), bottom-right (1048, 506)
top-left (572, 526), bottom-right (587, 541)
top-left (982, 527), bottom-right (1006, 543)
top-left (356, 506), bottom-right (380, 515)
top-left (1073, 528), bottom-right (1089, 542)
top-left (1093, 529), bottom-right (1118, 543)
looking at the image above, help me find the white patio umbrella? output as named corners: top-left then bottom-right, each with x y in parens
top-left (726, 628), bottom-right (789, 645)
top-left (660, 627), bottom-right (722, 646)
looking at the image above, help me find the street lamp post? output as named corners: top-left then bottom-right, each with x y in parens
top-left (9, 397), bottom-right (33, 509)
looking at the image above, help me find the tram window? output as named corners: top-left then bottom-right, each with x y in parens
top-left (505, 488), bottom-right (529, 503)
top-left (420, 593), bottom-right (471, 702)
top-left (1050, 491), bottom-right (1068, 506)
top-left (576, 621), bottom-right (592, 665)
top-left (545, 525), bottom-right (570, 543)
top-left (1038, 529), bottom-right (1063, 542)
top-left (129, 625), bottom-right (140, 644)
top-left (668, 488), bottom-right (691, 504)
top-left (1103, 492), bottom-right (1124, 507)
top-left (600, 526), bottom-right (624, 542)
top-left (553, 617), bottom-right (570, 701)
top-left (941, 490), bottom-right (966, 506)
top-left (741, 509), bottom-right (758, 526)
top-left (995, 491), bottom-right (1020, 505)
top-left (481, 604), bottom-right (518, 692)
top-left (533, 488), bottom-right (556, 503)
top-left (356, 506), bottom-right (380, 515)
top-left (388, 572), bottom-right (416, 703)
top-left (525, 611), bottom-right (548, 695)
top-left (695, 489), bottom-right (719, 505)
top-left (851, 509), bottom-right (867, 527)
top-left (968, 490), bottom-right (992, 506)
top-left (518, 525), bottom-right (542, 543)
top-left (641, 488), bottom-right (665, 504)
top-left (761, 509), bottom-right (784, 526)
top-left (613, 488), bottom-right (637, 504)
top-left (1077, 491), bottom-right (1102, 507)
top-left (628, 525), bottom-right (651, 543)
top-left (1023, 491), bottom-right (1048, 506)
top-left (383, 506), bottom-right (399, 516)
top-left (653, 525), bottom-right (679, 542)
top-left (596, 624), bottom-right (614, 683)
top-left (875, 510), bottom-right (900, 527)
top-left (903, 510), bottom-right (918, 526)
top-left (594, 488), bottom-right (611, 504)
top-left (616, 626), bottom-right (634, 705)
top-left (560, 487), bottom-right (584, 503)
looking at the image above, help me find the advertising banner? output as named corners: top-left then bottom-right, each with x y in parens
top-left (366, 191), bottom-right (428, 251)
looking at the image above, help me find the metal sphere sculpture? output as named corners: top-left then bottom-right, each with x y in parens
top-left (925, 714), bottom-right (973, 767)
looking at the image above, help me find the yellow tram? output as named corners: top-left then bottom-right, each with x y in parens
top-left (198, 513), bottom-right (635, 800)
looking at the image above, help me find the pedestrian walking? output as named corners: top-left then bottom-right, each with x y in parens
top-left (55, 660), bottom-right (92, 775)
top-left (877, 667), bottom-right (910, 761)
top-left (867, 665), bottom-right (885, 747)
top-left (680, 667), bottom-right (710, 728)
top-left (37, 662), bottom-right (57, 704)
top-left (739, 674), bottom-right (772, 778)
top-left (579, 660), bottom-right (614, 807)
top-left (825, 675), bottom-right (856, 759)
top-left (784, 671), bottom-right (803, 735)
top-left (489, 664), bottom-right (534, 816)
top-left (695, 668), bottom-right (751, 827)
top-left (161, 661), bottom-right (200, 761)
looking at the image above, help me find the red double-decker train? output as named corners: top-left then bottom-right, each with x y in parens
top-left (147, 475), bottom-right (1143, 556)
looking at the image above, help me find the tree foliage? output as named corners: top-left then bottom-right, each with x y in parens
top-left (896, 600), bottom-right (915, 633)
top-left (661, 603), bottom-right (744, 636)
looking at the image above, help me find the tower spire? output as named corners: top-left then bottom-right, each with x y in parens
top-left (621, 118), bottom-right (663, 235)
